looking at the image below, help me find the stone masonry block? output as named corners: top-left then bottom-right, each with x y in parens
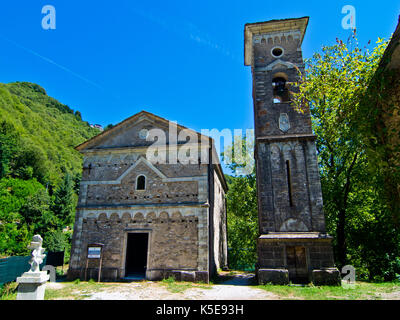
top-left (312, 268), bottom-right (341, 286)
top-left (164, 271), bottom-right (182, 282)
top-left (258, 269), bottom-right (289, 285)
top-left (195, 271), bottom-right (209, 284)
top-left (181, 271), bottom-right (196, 282)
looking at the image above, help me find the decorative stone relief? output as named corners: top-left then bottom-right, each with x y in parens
top-left (279, 113), bottom-right (290, 132)
top-left (139, 129), bottom-right (149, 140)
top-left (279, 218), bottom-right (308, 232)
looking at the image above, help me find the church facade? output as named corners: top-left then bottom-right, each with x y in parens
top-left (67, 111), bottom-right (228, 283)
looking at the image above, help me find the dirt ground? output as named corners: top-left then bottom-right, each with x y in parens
top-left (47, 272), bottom-right (279, 300)
top-left (89, 273), bottom-right (278, 300)
top-left (45, 272), bottom-right (400, 300)
top-left (85, 282), bottom-right (278, 300)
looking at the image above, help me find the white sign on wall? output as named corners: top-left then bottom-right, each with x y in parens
top-left (87, 247), bottom-right (102, 259)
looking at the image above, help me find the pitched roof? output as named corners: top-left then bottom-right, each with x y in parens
top-left (75, 110), bottom-right (210, 151)
top-left (75, 110), bottom-right (228, 192)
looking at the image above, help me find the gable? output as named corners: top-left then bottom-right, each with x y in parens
top-left (119, 157), bottom-right (167, 183)
top-left (254, 59), bottom-right (298, 72)
top-left (76, 111), bottom-right (210, 151)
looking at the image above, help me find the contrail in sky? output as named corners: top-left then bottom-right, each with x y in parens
top-left (0, 34), bottom-right (104, 90)
top-left (124, 3), bottom-right (240, 62)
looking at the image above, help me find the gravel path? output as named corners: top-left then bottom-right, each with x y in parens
top-left (84, 273), bottom-right (279, 300)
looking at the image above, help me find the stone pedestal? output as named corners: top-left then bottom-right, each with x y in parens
top-left (257, 268), bottom-right (289, 285)
top-left (16, 271), bottom-right (50, 300)
top-left (146, 269), bottom-right (209, 283)
top-left (257, 233), bottom-right (341, 286)
top-left (312, 268), bottom-right (341, 286)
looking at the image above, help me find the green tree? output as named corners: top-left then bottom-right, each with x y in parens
top-left (104, 124), bottom-right (114, 131)
top-left (74, 110), bottom-right (82, 120)
top-left (0, 121), bottom-right (20, 178)
top-left (292, 34), bottom-right (400, 279)
top-left (51, 173), bottom-right (75, 227)
top-left (222, 135), bottom-right (258, 270)
top-left (225, 173), bottom-right (258, 270)
top-left (0, 178), bottom-right (47, 255)
top-left (19, 188), bottom-right (57, 235)
top-left (43, 229), bottom-right (68, 252)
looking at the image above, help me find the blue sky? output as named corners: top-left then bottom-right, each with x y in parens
top-left (0, 0), bottom-right (399, 135)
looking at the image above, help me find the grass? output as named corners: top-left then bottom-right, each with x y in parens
top-left (160, 277), bottom-right (212, 294)
top-left (44, 279), bottom-right (113, 300)
top-left (0, 282), bottom-right (18, 300)
top-left (257, 281), bottom-right (400, 300)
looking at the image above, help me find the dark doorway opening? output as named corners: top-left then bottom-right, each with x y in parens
top-left (286, 246), bottom-right (308, 284)
top-left (125, 233), bottom-right (148, 278)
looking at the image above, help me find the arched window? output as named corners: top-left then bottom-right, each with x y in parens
top-left (136, 175), bottom-right (146, 191)
top-left (272, 75), bottom-right (289, 102)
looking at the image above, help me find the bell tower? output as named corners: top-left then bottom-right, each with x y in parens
top-left (244, 17), bottom-right (340, 285)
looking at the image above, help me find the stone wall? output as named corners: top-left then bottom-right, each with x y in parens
top-left (257, 238), bottom-right (335, 270)
top-left (249, 22), bottom-right (326, 235)
top-left (69, 111), bottom-right (228, 283)
top-left (211, 169), bottom-right (228, 272)
top-left (257, 236), bottom-right (336, 283)
top-left (68, 206), bottom-right (210, 281)
top-left (256, 139), bottom-right (325, 234)
top-left (251, 35), bottom-right (312, 138)
top-left (80, 150), bottom-right (209, 207)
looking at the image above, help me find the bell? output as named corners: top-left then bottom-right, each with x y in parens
top-left (275, 78), bottom-right (286, 94)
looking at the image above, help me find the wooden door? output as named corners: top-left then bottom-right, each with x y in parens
top-left (286, 246), bottom-right (308, 283)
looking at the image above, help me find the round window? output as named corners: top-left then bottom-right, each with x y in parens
top-left (139, 129), bottom-right (149, 139)
top-left (271, 47), bottom-right (284, 58)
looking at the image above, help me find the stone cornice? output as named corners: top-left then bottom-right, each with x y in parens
top-left (244, 17), bottom-right (309, 66)
top-left (256, 133), bottom-right (316, 143)
top-left (254, 59), bottom-right (304, 72)
top-left (76, 202), bottom-right (210, 210)
top-left (80, 175), bottom-right (208, 185)
top-left (80, 143), bottom-right (211, 155)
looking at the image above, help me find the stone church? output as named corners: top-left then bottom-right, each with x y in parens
top-left (244, 17), bottom-right (340, 285)
top-left (67, 111), bottom-right (228, 283)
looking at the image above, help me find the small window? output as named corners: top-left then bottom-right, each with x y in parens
top-left (136, 175), bottom-right (146, 191)
top-left (286, 160), bottom-right (293, 207)
top-left (271, 47), bottom-right (284, 58)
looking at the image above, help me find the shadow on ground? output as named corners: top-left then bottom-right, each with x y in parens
top-left (213, 271), bottom-right (258, 286)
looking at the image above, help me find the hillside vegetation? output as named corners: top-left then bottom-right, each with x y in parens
top-left (0, 82), bottom-right (99, 186)
top-left (0, 82), bottom-right (100, 256)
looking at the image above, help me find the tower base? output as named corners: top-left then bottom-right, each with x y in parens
top-left (256, 232), bottom-right (341, 286)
